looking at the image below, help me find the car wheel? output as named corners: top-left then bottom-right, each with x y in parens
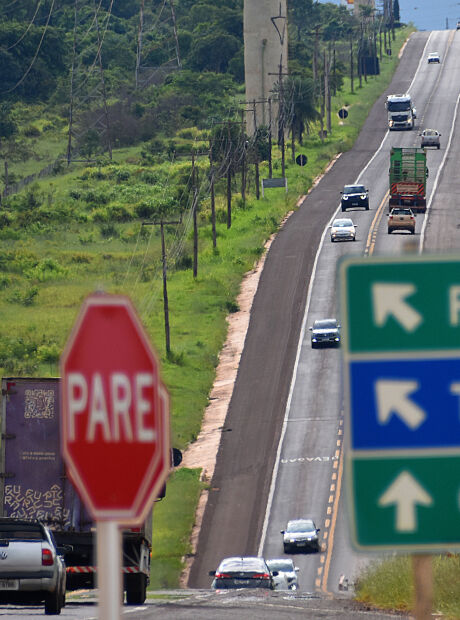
top-left (411, 229), bottom-right (415, 234)
top-left (365, 205), bottom-right (369, 210)
top-left (284, 545), bottom-right (290, 553)
top-left (341, 207), bottom-right (346, 212)
top-left (437, 145), bottom-right (440, 149)
top-left (353, 237), bottom-right (356, 241)
top-left (44, 589), bottom-right (62, 615)
top-left (388, 228), bottom-right (393, 234)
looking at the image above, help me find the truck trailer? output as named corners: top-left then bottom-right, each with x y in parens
top-left (389, 147), bottom-right (427, 213)
top-left (0, 377), bottom-right (152, 604)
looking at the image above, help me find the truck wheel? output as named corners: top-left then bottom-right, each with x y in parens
top-left (44, 589), bottom-right (62, 615)
top-left (126, 574), bottom-right (147, 605)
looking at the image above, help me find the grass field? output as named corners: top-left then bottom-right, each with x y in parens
top-left (0, 27), bottom-right (416, 592)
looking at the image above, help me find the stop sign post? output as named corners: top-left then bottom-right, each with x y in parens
top-left (60, 293), bottom-right (171, 619)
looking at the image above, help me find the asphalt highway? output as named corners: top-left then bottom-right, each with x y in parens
top-left (188, 27), bottom-right (459, 602)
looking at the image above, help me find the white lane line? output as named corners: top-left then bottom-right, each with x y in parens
top-left (420, 92), bottom-right (460, 251)
top-left (257, 32), bottom-right (433, 557)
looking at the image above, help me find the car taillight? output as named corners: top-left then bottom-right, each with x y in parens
top-left (253, 573), bottom-right (270, 579)
top-left (215, 572), bottom-right (231, 579)
top-left (389, 215), bottom-right (393, 220)
top-left (42, 548), bottom-right (54, 566)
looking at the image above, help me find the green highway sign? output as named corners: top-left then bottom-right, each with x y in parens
top-left (340, 254), bottom-right (460, 551)
top-left (351, 455), bottom-right (460, 550)
top-left (341, 255), bottom-right (460, 354)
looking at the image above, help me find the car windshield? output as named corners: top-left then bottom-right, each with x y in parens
top-left (267, 559), bottom-right (294, 572)
top-left (287, 519), bottom-right (315, 532)
top-left (314, 319), bottom-right (337, 330)
top-left (391, 209), bottom-right (411, 215)
top-left (333, 219), bottom-right (353, 227)
top-left (387, 100), bottom-right (411, 112)
top-left (343, 185), bottom-right (365, 194)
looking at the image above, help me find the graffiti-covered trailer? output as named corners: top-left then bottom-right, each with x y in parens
top-left (0, 378), bottom-right (152, 604)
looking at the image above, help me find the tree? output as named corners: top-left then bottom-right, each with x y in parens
top-left (393, 0), bottom-right (400, 23)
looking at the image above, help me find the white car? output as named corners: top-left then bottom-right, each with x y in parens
top-left (427, 52), bottom-right (440, 63)
top-left (420, 128), bottom-right (441, 149)
top-left (329, 218), bottom-right (357, 242)
top-left (266, 558), bottom-right (299, 590)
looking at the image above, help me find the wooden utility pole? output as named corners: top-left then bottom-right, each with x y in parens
top-left (240, 109), bottom-right (246, 204)
top-left (253, 100), bottom-right (260, 200)
top-left (209, 142), bottom-right (217, 247)
top-left (192, 188), bottom-right (198, 278)
top-left (226, 121), bottom-right (232, 229)
top-left (350, 35), bottom-right (354, 94)
top-left (142, 218), bottom-right (181, 355)
top-left (268, 97), bottom-right (273, 178)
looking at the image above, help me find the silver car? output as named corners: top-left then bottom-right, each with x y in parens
top-left (329, 218), bottom-right (357, 242)
top-left (420, 128), bottom-right (441, 149)
top-left (266, 558), bottom-right (299, 590)
top-left (0, 518), bottom-right (66, 615)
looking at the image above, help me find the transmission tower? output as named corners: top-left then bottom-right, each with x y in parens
top-left (67, 0), bottom-right (113, 164)
top-left (135, 0), bottom-right (181, 90)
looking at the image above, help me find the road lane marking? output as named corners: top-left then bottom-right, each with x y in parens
top-left (321, 446), bottom-right (344, 594)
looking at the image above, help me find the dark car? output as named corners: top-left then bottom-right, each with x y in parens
top-left (309, 318), bottom-right (340, 348)
top-left (209, 557), bottom-right (274, 590)
top-left (340, 184), bottom-right (369, 211)
top-left (281, 519), bottom-right (321, 553)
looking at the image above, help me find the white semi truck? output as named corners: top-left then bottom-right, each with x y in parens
top-left (386, 93), bottom-right (417, 130)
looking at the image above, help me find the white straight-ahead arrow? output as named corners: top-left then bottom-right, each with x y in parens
top-left (375, 380), bottom-right (426, 429)
top-left (378, 471), bottom-right (433, 532)
top-left (372, 283), bottom-right (423, 332)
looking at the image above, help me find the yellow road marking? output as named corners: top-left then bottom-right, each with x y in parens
top-left (321, 447), bottom-right (344, 593)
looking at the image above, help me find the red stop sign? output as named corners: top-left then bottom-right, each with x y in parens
top-left (60, 294), bottom-right (171, 525)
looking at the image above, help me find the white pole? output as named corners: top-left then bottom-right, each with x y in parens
top-left (96, 521), bottom-right (122, 620)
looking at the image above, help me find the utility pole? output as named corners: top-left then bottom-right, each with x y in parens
top-left (268, 97), bottom-right (273, 178)
top-left (253, 99), bottom-right (260, 200)
top-left (350, 34), bottom-right (354, 94)
top-left (240, 109), bottom-right (246, 204)
top-left (209, 141), bottom-right (217, 247)
top-left (142, 218), bottom-right (181, 355)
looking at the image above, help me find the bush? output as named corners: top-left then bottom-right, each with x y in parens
top-left (25, 258), bottom-right (68, 282)
top-left (24, 125), bottom-right (41, 137)
top-left (99, 223), bottom-right (118, 238)
top-left (36, 343), bottom-right (60, 363)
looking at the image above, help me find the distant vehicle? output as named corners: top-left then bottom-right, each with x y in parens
top-left (427, 52), bottom-right (440, 63)
top-left (420, 128), bottom-right (441, 149)
top-left (388, 207), bottom-right (416, 234)
top-left (0, 518), bottom-right (67, 615)
top-left (309, 318), bottom-right (340, 348)
top-left (266, 558), bottom-right (299, 590)
top-left (340, 184), bottom-right (369, 211)
top-left (457, 20), bottom-right (460, 29)
top-left (386, 93), bottom-right (416, 130)
top-left (329, 218), bottom-right (357, 242)
top-left (281, 519), bottom-right (321, 553)
top-left (209, 557), bottom-right (274, 590)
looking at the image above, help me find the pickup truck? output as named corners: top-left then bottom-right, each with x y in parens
top-left (0, 518), bottom-right (66, 615)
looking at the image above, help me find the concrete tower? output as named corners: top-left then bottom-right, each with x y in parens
top-left (244, 0), bottom-right (288, 136)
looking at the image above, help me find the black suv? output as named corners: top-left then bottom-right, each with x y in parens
top-left (341, 184), bottom-right (369, 211)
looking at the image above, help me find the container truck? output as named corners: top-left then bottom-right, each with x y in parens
top-left (389, 147), bottom-right (427, 213)
top-left (0, 377), bottom-right (152, 604)
top-left (386, 93), bottom-right (416, 130)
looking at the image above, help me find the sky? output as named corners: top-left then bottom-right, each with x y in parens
top-left (320, 0), bottom-right (460, 31)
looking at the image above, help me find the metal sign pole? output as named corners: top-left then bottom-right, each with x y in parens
top-left (97, 521), bottom-right (122, 620)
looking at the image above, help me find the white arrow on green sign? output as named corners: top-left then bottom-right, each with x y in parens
top-left (340, 254), bottom-right (460, 552)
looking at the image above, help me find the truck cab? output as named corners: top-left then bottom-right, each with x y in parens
top-left (386, 94), bottom-right (416, 130)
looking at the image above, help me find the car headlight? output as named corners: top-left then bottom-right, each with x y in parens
top-left (312, 338), bottom-right (317, 342)
top-left (342, 195), bottom-right (348, 200)
top-left (335, 337), bottom-right (340, 341)
top-left (360, 195), bottom-right (366, 200)
top-left (389, 120), bottom-right (394, 126)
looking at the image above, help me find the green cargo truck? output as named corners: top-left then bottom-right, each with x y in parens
top-left (389, 147), bottom-right (427, 213)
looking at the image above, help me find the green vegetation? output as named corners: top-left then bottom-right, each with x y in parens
top-left (355, 555), bottom-right (460, 619)
top-left (0, 0), bottom-right (416, 598)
